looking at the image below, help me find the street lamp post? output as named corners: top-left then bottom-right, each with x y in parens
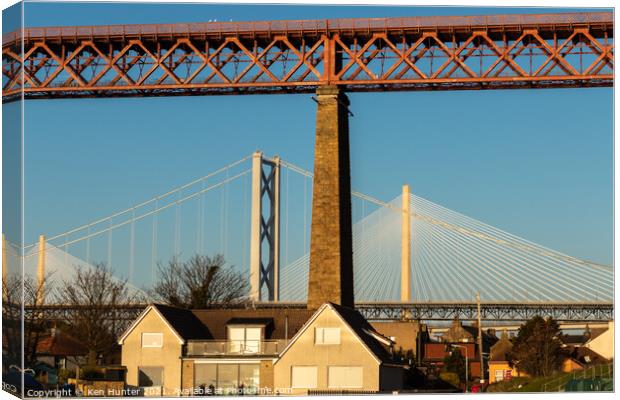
top-left (448, 344), bottom-right (469, 393)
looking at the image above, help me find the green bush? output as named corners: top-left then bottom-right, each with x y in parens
top-left (80, 366), bottom-right (104, 380)
top-left (439, 372), bottom-right (460, 389)
top-left (58, 368), bottom-right (76, 383)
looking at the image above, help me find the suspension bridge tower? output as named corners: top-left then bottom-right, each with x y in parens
top-left (249, 151), bottom-right (281, 302)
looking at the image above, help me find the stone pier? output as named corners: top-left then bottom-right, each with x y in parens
top-left (307, 85), bottom-right (354, 309)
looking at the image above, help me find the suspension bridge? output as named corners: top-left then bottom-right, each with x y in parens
top-left (2, 11), bottom-right (614, 322)
top-left (6, 151), bottom-right (613, 322)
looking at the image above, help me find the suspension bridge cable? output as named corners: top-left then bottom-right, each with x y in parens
top-left (130, 208), bottom-right (136, 283)
top-left (285, 168), bottom-right (289, 267)
top-left (108, 219), bottom-right (113, 269)
top-left (242, 173), bottom-right (248, 270)
top-left (29, 155), bottom-right (253, 249)
top-left (86, 224), bottom-right (91, 265)
top-left (303, 175), bottom-right (308, 254)
top-left (26, 170), bottom-right (251, 251)
top-left (224, 167), bottom-right (229, 258)
top-left (175, 193), bottom-right (181, 257)
top-left (151, 199), bottom-right (158, 285)
top-left (197, 179), bottom-right (205, 255)
top-left (220, 184), bottom-right (225, 255)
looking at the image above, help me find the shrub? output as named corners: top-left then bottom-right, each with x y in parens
top-left (80, 366), bottom-right (104, 380)
top-left (439, 372), bottom-right (460, 389)
top-left (58, 368), bottom-right (76, 383)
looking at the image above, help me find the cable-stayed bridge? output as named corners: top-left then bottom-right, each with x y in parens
top-left (12, 152), bottom-right (613, 322)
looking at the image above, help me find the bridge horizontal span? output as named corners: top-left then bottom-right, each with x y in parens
top-left (24, 301), bottom-right (613, 322)
top-left (3, 12), bottom-right (613, 101)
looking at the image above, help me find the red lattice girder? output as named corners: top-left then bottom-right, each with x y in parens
top-left (2, 12), bottom-right (613, 100)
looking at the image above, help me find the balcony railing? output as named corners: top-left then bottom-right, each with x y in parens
top-left (186, 340), bottom-right (288, 357)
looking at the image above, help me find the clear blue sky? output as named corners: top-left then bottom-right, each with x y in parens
top-left (3, 3), bottom-right (613, 268)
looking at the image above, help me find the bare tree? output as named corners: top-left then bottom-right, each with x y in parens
top-left (2, 273), bottom-right (52, 369)
top-left (55, 263), bottom-right (142, 365)
top-left (151, 254), bottom-right (249, 309)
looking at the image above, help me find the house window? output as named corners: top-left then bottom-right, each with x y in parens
top-left (194, 364), bottom-right (217, 389)
top-left (141, 333), bottom-right (163, 348)
top-left (494, 370), bottom-right (504, 382)
top-left (239, 364), bottom-right (260, 392)
top-left (328, 366), bottom-right (363, 389)
top-left (218, 364), bottom-right (238, 391)
top-left (315, 327), bottom-right (340, 345)
top-left (138, 366), bottom-right (163, 387)
top-left (194, 364), bottom-right (260, 394)
top-left (291, 366), bottom-right (318, 389)
top-left (228, 327), bottom-right (262, 353)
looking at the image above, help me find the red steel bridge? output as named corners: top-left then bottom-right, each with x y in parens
top-left (2, 12), bottom-right (613, 101)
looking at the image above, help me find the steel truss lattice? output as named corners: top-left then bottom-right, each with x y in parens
top-left (2, 12), bottom-right (613, 101)
top-left (23, 301), bottom-right (613, 324)
top-left (354, 302), bottom-right (614, 322)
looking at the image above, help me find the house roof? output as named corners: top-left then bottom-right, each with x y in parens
top-left (488, 330), bottom-right (512, 362)
top-left (118, 303), bottom-right (213, 345)
top-left (273, 303), bottom-right (401, 366)
top-left (36, 331), bottom-right (88, 357)
top-left (568, 346), bottom-right (609, 365)
top-left (423, 342), bottom-right (477, 361)
top-left (563, 334), bottom-right (589, 346)
top-left (120, 302), bottom-right (421, 367)
top-left (191, 308), bottom-right (314, 340)
top-left (226, 317), bottom-right (274, 326)
top-left (329, 303), bottom-right (396, 364)
top-left (438, 320), bottom-right (499, 353)
top-left (442, 319), bottom-right (475, 342)
top-left (587, 327), bottom-right (608, 342)
top-left (119, 304), bottom-right (316, 344)
top-left (152, 304), bottom-right (213, 341)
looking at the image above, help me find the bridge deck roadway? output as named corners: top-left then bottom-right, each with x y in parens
top-left (24, 301), bottom-right (614, 322)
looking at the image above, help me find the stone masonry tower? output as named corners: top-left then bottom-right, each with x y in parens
top-left (307, 85), bottom-right (354, 309)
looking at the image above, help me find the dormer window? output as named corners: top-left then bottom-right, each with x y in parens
top-left (228, 326), bottom-right (262, 354)
top-left (315, 327), bottom-right (341, 345)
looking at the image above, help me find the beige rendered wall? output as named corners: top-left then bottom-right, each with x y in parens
top-left (259, 360), bottom-right (274, 391)
top-left (273, 307), bottom-right (380, 394)
top-left (181, 360), bottom-right (194, 394)
top-left (488, 361), bottom-right (527, 384)
top-left (584, 321), bottom-right (614, 360)
top-left (121, 308), bottom-right (183, 396)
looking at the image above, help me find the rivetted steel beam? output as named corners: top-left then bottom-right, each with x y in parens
top-left (3, 12), bottom-right (613, 101)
